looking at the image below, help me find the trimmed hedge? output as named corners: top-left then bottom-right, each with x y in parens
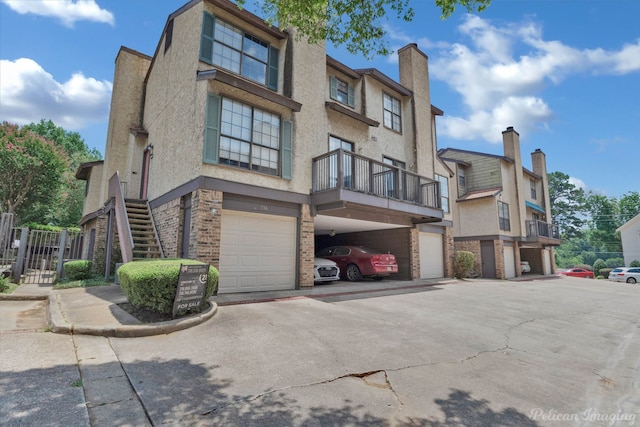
top-left (117, 259), bottom-right (219, 315)
top-left (63, 260), bottom-right (93, 280)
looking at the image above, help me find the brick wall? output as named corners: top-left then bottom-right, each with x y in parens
top-left (299, 204), bottom-right (314, 287)
top-left (152, 197), bottom-right (181, 258)
top-left (494, 239), bottom-right (505, 279)
top-left (443, 227), bottom-right (455, 278)
top-left (410, 228), bottom-right (420, 279)
top-left (192, 189), bottom-right (223, 268)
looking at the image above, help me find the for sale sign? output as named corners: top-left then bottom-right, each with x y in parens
top-left (173, 264), bottom-right (209, 317)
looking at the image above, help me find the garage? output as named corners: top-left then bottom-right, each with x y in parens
top-left (218, 210), bottom-right (296, 293)
top-left (419, 231), bottom-right (444, 279)
top-left (503, 244), bottom-right (516, 278)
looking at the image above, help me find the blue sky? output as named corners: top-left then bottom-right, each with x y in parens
top-left (1, 0), bottom-right (638, 198)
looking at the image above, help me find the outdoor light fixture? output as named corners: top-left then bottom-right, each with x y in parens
top-left (329, 229), bottom-right (336, 237)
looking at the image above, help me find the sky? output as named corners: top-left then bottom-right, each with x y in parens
top-left (1, 0), bottom-right (639, 199)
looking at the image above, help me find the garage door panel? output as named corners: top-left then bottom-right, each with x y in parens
top-left (504, 246), bottom-right (516, 278)
top-left (419, 232), bottom-right (444, 279)
top-left (219, 211), bottom-right (296, 294)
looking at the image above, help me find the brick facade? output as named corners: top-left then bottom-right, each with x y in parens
top-left (409, 228), bottom-right (420, 279)
top-left (191, 189), bottom-right (223, 267)
top-left (299, 204), bottom-right (314, 288)
top-left (152, 198), bottom-right (181, 258)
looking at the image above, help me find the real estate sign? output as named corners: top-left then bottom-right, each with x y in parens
top-left (173, 264), bottom-right (209, 317)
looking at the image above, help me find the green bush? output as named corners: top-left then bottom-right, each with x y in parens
top-left (631, 260), bottom-right (640, 267)
top-left (454, 251), bottom-right (475, 279)
top-left (0, 275), bottom-right (9, 292)
top-left (592, 259), bottom-right (607, 277)
top-left (605, 258), bottom-right (625, 268)
top-left (599, 268), bottom-right (613, 279)
top-left (63, 260), bottom-right (93, 280)
top-left (118, 259), bottom-right (219, 315)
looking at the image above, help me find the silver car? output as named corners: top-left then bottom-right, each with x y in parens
top-left (609, 267), bottom-right (640, 284)
top-left (314, 257), bottom-right (340, 283)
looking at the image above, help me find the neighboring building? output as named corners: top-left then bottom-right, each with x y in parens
top-left (77, 0), bottom-right (453, 293)
top-left (439, 127), bottom-right (560, 278)
top-left (617, 214), bottom-right (640, 266)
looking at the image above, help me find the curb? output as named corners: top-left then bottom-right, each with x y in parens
top-left (47, 296), bottom-right (218, 338)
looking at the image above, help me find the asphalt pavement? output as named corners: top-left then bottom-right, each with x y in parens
top-left (1, 275), bottom-right (639, 426)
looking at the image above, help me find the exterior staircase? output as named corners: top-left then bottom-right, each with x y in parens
top-left (124, 199), bottom-right (163, 260)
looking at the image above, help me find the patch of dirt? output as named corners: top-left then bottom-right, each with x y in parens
top-left (118, 302), bottom-right (210, 323)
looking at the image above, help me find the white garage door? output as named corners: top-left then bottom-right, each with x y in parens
top-left (419, 232), bottom-right (443, 279)
top-left (543, 249), bottom-right (552, 275)
top-left (219, 211), bottom-right (296, 294)
top-left (503, 245), bottom-right (516, 278)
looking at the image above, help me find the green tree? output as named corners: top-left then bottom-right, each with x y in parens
top-left (548, 171), bottom-right (586, 239)
top-left (584, 193), bottom-right (621, 255)
top-left (239, 0), bottom-right (491, 58)
top-left (0, 122), bottom-right (68, 220)
top-left (618, 191), bottom-right (640, 224)
top-left (23, 119), bottom-right (102, 226)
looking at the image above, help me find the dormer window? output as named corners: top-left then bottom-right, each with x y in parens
top-left (200, 12), bottom-right (279, 91)
top-left (330, 76), bottom-right (354, 108)
top-left (383, 93), bottom-right (401, 132)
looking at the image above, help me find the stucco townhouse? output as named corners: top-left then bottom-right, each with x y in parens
top-left (438, 127), bottom-right (561, 279)
top-left (76, 0), bottom-right (456, 294)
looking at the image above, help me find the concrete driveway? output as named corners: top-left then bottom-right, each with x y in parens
top-left (2, 276), bottom-right (639, 426)
top-left (107, 277), bottom-right (639, 426)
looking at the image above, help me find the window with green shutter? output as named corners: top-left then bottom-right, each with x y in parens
top-left (330, 76), bottom-right (355, 108)
top-left (200, 12), bottom-right (279, 90)
top-left (204, 94), bottom-right (291, 178)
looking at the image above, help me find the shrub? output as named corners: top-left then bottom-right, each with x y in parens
top-left (605, 258), bottom-right (625, 268)
top-left (599, 268), bottom-right (613, 279)
top-left (118, 259), bottom-right (219, 315)
top-left (574, 264), bottom-right (593, 271)
top-left (0, 275), bottom-right (9, 292)
top-left (63, 260), bottom-right (93, 280)
top-left (592, 259), bottom-right (607, 277)
top-left (454, 251), bottom-right (475, 279)
top-left (631, 260), bottom-right (640, 267)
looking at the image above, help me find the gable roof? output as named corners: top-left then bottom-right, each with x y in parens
top-left (617, 213), bottom-right (640, 232)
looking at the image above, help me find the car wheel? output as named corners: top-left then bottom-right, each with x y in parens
top-left (627, 277), bottom-right (637, 284)
top-left (345, 264), bottom-right (362, 282)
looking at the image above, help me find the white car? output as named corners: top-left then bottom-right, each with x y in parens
top-left (609, 267), bottom-right (640, 284)
top-left (314, 257), bottom-right (340, 283)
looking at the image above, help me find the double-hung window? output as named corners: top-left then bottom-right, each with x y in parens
top-left (530, 179), bottom-right (537, 200)
top-left (330, 76), bottom-right (355, 108)
top-left (383, 93), bottom-right (402, 132)
top-left (498, 201), bottom-right (510, 231)
top-left (435, 174), bottom-right (449, 212)
top-left (200, 13), bottom-right (279, 90)
top-left (204, 95), bottom-right (292, 178)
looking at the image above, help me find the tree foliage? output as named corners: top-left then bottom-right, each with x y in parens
top-left (23, 120), bottom-right (102, 227)
top-left (0, 122), bottom-right (68, 219)
top-left (238, 0), bottom-right (491, 58)
top-left (547, 171), bottom-right (585, 239)
top-left (549, 171), bottom-right (640, 268)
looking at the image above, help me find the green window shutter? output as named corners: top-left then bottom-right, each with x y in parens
top-left (268, 46), bottom-right (279, 91)
top-left (281, 119), bottom-right (292, 179)
top-left (204, 94), bottom-right (220, 164)
top-left (330, 76), bottom-right (337, 100)
top-left (200, 12), bottom-right (215, 64)
top-left (347, 84), bottom-right (355, 108)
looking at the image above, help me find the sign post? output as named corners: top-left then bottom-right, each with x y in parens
top-left (173, 264), bottom-right (209, 318)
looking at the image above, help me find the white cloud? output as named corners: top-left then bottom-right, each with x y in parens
top-left (1, 0), bottom-right (114, 27)
top-left (0, 58), bottom-right (112, 130)
top-left (388, 14), bottom-right (640, 144)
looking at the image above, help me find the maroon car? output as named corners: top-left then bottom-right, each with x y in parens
top-left (316, 245), bottom-right (398, 281)
top-left (558, 268), bottom-right (594, 279)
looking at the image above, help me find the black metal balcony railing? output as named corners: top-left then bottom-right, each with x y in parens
top-left (526, 220), bottom-right (560, 241)
top-left (312, 149), bottom-right (441, 209)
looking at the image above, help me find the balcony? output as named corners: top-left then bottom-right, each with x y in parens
top-left (526, 220), bottom-right (561, 246)
top-left (311, 149), bottom-right (443, 222)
